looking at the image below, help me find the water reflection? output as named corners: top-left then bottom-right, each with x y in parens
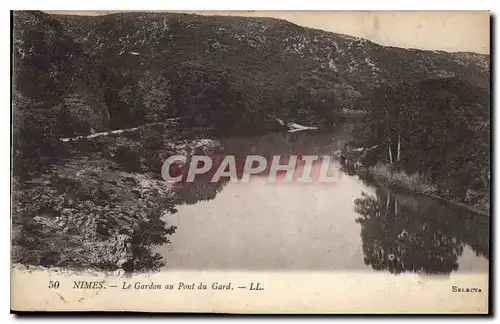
top-left (169, 129), bottom-right (349, 205)
top-left (158, 127), bottom-right (488, 273)
top-left (172, 180), bottom-right (228, 206)
top-left (354, 188), bottom-right (489, 275)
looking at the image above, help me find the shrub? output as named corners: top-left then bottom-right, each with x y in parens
top-left (114, 146), bottom-right (142, 172)
top-left (144, 151), bottom-right (163, 176)
top-left (369, 162), bottom-right (437, 193)
top-left (143, 129), bottom-right (164, 151)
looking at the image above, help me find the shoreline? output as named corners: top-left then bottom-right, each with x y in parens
top-left (340, 153), bottom-right (490, 217)
top-left (371, 176), bottom-right (490, 217)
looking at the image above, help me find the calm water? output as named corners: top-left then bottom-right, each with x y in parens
top-left (158, 123), bottom-right (489, 274)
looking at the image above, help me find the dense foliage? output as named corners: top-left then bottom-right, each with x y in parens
top-left (351, 78), bottom-right (490, 210)
top-left (13, 11), bottom-right (108, 177)
top-left (13, 11), bottom-right (489, 176)
top-left (11, 154), bottom-right (177, 272)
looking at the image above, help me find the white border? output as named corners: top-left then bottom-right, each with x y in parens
top-left (7, 1), bottom-right (495, 10)
top-left (3, 1), bottom-right (496, 322)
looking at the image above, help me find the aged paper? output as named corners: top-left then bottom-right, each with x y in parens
top-left (11, 10), bottom-right (490, 314)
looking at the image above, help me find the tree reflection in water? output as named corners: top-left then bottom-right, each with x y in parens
top-left (171, 180), bottom-right (228, 206)
top-left (354, 188), bottom-right (489, 275)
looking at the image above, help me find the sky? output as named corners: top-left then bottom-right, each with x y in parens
top-left (47, 10), bottom-right (490, 54)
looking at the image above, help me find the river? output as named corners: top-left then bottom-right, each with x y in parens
top-left (157, 122), bottom-right (489, 274)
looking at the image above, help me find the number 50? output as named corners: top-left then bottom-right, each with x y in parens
top-left (48, 281), bottom-right (60, 289)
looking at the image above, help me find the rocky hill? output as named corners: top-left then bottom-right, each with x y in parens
top-left (13, 11), bottom-right (490, 156)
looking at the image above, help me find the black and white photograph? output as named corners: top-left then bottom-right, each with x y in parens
top-left (10, 10), bottom-right (491, 313)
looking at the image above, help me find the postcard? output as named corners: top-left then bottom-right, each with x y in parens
top-left (11, 10), bottom-right (490, 314)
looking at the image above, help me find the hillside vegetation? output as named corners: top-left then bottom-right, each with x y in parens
top-left (13, 11), bottom-right (489, 176)
top-left (344, 78), bottom-right (490, 213)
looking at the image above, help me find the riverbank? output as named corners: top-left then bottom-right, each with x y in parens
top-left (11, 125), bottom-right (222, 273)
top-left (340, 148), bottom-right (490, 216)
top-left (12, 155), bottom-right (177, 272)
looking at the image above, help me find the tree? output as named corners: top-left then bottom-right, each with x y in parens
top-left (352, 78), bottom-right (489, 209)
top-left (138, 71), bottom-right (175, 123)
top-left (54, 93), bottom-right (103, 137)
top-left (12, 90), bottom-right (63, 177)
